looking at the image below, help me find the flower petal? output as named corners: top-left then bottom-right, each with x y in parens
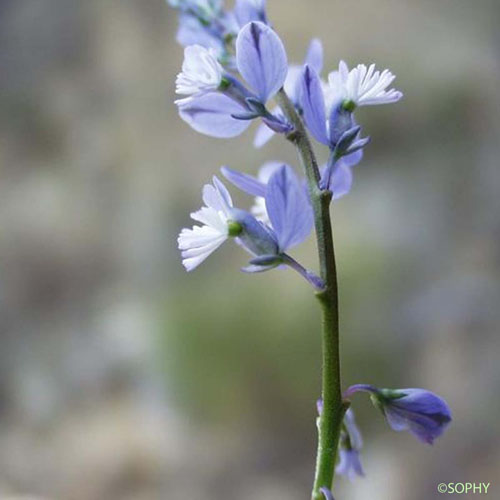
top-left (300, 65), bottom-right (329, 145)
top-left (305, 38), bottom-right (324, 74)
top-left (236, 22), bottom-right (288, 102)
top-left (220, 166), bottom-right (267, 197)
top-left (257, 161), bottom-right (284, 182)
top-left (336, 449), bottom-right (364, 481)
top-left (178, 225), bottom-right (227, 271)
top-left (329, 160), bottom-right (354, 200)
top-left (265, 165), bottom-right (313, 251)
top-left (177, 93), bottom-right (251, 138)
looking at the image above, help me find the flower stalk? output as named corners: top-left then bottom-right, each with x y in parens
top-left (275, 88), bottom-right (345, 500)
top-left (169, 3), bottom-right (449, 496)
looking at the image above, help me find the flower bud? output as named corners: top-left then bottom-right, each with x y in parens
top-left (372, 387), bottom-right (452, 444)
top-left (345, 384), bottom-right (452, 445)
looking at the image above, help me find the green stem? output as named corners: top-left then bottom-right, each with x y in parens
top-left (275, 89), bottom-right (344, 500)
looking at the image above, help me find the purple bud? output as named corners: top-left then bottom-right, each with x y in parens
top-left (376, 388), bottom-right (452, 444)
top-left (345, 385), bottom-right (452, 445)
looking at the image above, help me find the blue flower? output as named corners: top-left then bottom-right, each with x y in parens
top-left (345, 385), bottom-right (452, 445)
top-left (169, 1), bottom-right (230, 58)
top-left (179, 166), bottom-right (314, 274)
top-left (300, 61), bottom-right (401, 158)
top-left (336, 409), bottom-right (365, 482)
top-left (300, 65), bottom-right (368, 152)
top-left (176, 21), bottom-right (288, 139)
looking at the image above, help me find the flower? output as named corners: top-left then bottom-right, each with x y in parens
top-left (300, 64), bottom-right (370, 153)
top-left (300, 61), bottom-right (401, 153)
top-left (300, 65), bottom-right (369, 157)
top-left (176, 45), bottom-right (224, 97)
top-left (179, 166), bottom-right (314, 273)
top-left (178, 176), bottom-right (234, 271)
top-left (335, 409), bottom-right (365, 481)
top-left (345, 385), bottom-right (452, 444)
top-left (327, 61), bottom-right (403, 108)
top-left (378, 388), bottom-right (452, 444)
top-left (176, 21), bottom-right (288, 138)
top-left (178, 177), bottom-right (279, 272)
top-left (170, 0), bottom-right (236, 65)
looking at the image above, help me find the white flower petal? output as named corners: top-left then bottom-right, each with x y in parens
top-left (328, 61), bottom-right (402, 108)
top-left (178, 177), bottom-right (233, 271)
top-left (190, 207), bottom-right (228, 232)
top-left (202, 176), bottom-right (233, 215)
top-left (250, 196), bottom-right (270, 225)
top-left (176, 45), bottom-right (224, 97)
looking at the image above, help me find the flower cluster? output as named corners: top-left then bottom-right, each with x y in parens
top-left (169, 0), bottom-right (268, 63)
top-left (171, 0), bottom-right (403, 280)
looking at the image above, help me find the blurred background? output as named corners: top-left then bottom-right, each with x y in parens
top-left (1, 0), bottom-right (499, 499)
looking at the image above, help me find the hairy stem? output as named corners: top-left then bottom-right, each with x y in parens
top-left (275, 89), bottom-right (344, 500)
